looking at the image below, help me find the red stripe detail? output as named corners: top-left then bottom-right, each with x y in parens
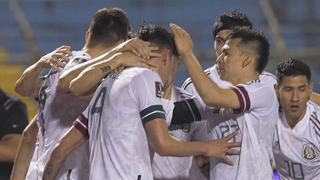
top-left (231, 87), bottom-right (245, 114)
top-left (237, 86), bottom-right (251, 111)
top-left (73, 114), bottom-right (89, 138)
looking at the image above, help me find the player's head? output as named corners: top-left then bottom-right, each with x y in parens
top-left (85, 8), bottom-right (130, 48)
top-left (213, 10), bottom-right (252, 56)
top-left (217, 28), bottom-right (269, 84)
top-left (138, 24), bottom-right (179, 87)
top-left (276, 58), bottom-right (313, 122)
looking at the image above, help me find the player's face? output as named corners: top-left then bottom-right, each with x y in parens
top-left (277, 75), bottom-right (313, 122)
top-left (217, 38), bottom-right (244, 84)
top-left (214, 29), bottom-right (233, 57)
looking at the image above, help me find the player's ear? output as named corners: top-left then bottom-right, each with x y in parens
top-left (241, 54), bottom-right (253, 69)
top-left (308, 83), bottom-right (314, 96)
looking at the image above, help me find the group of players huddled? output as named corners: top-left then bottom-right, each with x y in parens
top-left (10, 7), bottom-right (320, 180)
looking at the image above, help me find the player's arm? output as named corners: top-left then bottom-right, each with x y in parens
top-left (58, 38), bottom-right (157, 93)
top-left (170, 24), bottom-right (240, 109)
top-left (15, 45), bottom-right (71, 97)
top-left (132, 71), bottom-right (239, 163)
top-left (69, 52), bottom-right (157, 96)
top-left (145, 119), bottom-right (239, 164)
top-left (43, 124), bottom-right (87, 180)
top-left (311, 92), bottom-right (320, 106)
top-left (11, 116), bottom-right (38, 180)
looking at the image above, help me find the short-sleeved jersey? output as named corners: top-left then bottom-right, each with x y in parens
top-left (273, 101), bottom-right (320, 179)
top-left (182, 65), bottom-right (278, 180)
top-left (0, 90), bottom-right (28, 177)
top-left (26, 51), bottom-right (91, 180)
top-left (152, 87), bottom-right (208, 180)
top-left (182, 65), bottom-right (277, 132)
top-left (209, 81), bottom-right (278, 180)
top-left (74, 67), bottom-right (166, 180)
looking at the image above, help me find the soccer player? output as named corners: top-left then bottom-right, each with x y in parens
top-left (171, 24), bottom-right (279, 179)
top-left (181, 11), bottom-right (276, 178)
top-left (43, 24), bottom-right (240, 180)
top-left (273, 58), bottom-right (320, 179)
top-left (12, 8), bottom-right (147, 180)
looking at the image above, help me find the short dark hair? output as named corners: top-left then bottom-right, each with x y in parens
top-left (137, 24), bottom-right (179, 57)
top-left (228, 28), bottom-right (269, 74)
top-left (213, 10), bottom-right (252, 39)
top-left (276, 58), bottom-right (311, 84)
top-left (87, 8), bottom-right (130, 48)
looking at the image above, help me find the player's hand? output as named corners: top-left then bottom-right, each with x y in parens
top-left (115, 38), bottom-right (160, 60)
top-left (205, 131), bottom-right (241, 165)
top-left (117, 52), bottom-right (159, 71)
top-left (38, 45), bottom-right (72, 71)
top-left (169, 23), bottom-right (193, 57)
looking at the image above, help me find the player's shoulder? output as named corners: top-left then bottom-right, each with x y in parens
top-left (259, 71), bottom-right (277, 85)
top-left (173, 86), bottom-right (194, 100)
top-left (239, 80), bottom-right (276, 97)
top-left (308, 100), bottom-right (320, 114)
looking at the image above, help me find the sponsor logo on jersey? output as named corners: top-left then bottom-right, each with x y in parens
top-left (155, 81), bottom-right (164, 98)
top-left (302, 143), bottom-right (318, 160)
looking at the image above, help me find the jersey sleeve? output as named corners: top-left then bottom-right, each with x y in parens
top-left (231, 84), bottom-right (275, 114)
top-left (2, 100), bottom-right (28, 135)
top-left (182, 77), bottom-right (198, 96)
top-left (73, 107), bottom-right (89, 138)
top-left (130, 70), bottom-right (166, 125)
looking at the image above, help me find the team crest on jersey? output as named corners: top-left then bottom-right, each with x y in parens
top-left (155, 81), bottom-right (163, 98)
top-left (302, 143), bottom-right (318, 160)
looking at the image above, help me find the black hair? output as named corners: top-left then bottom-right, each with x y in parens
top-left (228, 28), bottom-right (269, 74)
top-left (138, 24), bottom-right (179, 57)
top-left (213, 10), bottom-right (252, 39)
top-left (277, 58), bottom-right (311, 83)
top-left (87, 8), bottom-right (130, 47)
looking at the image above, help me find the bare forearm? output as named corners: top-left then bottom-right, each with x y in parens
top-left (182, 52), bottom-right (224, 107)
top-left (10, 135), bottom-right (37, 180)
top-left (159, 138), bottom-right (207, 157)
top-left (11, 120), bottom-right (38, 180)
top-left (58, 49), bottom-right (117, 92)
top-left (43, 126), bottom-right (86, 180)
top-left (15, 61), bottom-right (44, 97)
top-left (69, 53), bottom-right (122, 96)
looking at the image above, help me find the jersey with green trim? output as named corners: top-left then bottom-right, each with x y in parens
top-left (76, 67), bottom-right (166, 180)
top-left (26, 50), bottom-right (91, 180)
top-left (273, 101), bottom-right (320, 179)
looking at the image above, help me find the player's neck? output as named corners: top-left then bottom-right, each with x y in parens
top-left (82, 46), bottom-right (113, 59)
top-left (285, 107), bottom-right (307, 128)
top-left (82, 41), bottom-right (123, 58)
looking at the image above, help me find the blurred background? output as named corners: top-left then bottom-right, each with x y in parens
top-left (1, 0), bottom-right (320, 118)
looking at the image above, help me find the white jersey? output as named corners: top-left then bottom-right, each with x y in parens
top-left (26, 51), bottom-right (91, 180)
top-left (152, 87), bottom-right (208, 180)
top-left (74, 67), bottom-right (167, 180)
top-left (273, 101), bottom-right (320, 180)
top-left (182, 64), bottom-right (278, 180)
